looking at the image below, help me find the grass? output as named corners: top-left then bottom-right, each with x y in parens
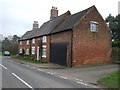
top-left (98, 71), bottom-right (120, 88)
top-left (11, 55), bottom-right (47, 64)
top-left (0, 52), bottom-right (2, 56)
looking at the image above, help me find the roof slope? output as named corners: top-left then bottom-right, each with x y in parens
top-left (51, 6), bottom-right (94, 34)
top-left (19, 30), bottom-right (33, 40)
top-left (19, 11), bottom-right (71, 40)
top-left (31, 10), bottom-right (71, 38)
top-left (19, 5), bottom-right (95, 40)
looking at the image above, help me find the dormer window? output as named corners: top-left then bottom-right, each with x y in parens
top-left (42, 36), bottom-right (47, 43)
top-left (32, 39), bottom-right (35, 44)
top-left (90, 21), bottom-right (98, 32)
top-left (20, 41), bottom-right (22, 45)
top-left (26, 40), bottom-right (29, 45)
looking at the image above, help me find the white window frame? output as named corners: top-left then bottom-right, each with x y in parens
top-left (90, 21), bottom-right (98, 32)
top-left (26, 49), bottom-right (29, 55)
top-left (26, 40), bottom-right (29, 45)
top-left (32, 47), bottom-right (35, 54)
top-left (32, 39), bottom-right (35, 44)
top-left (19, 49), bottom-right (22, 54)
top-left (20, 41), bottom-right (22, 45)
top-left (42, 45), bottom-right (46, 58)
top-left (42, 36), bottom-right (47, 43)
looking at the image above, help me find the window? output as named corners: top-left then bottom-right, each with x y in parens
top-left (19, 49), bottom-right (22, 54)
top-left (26, 40), bottom-right (29, 45)
top-left (32, 47), bottom-right (35, 54)
top-left (26, 49), bottom-right (29, 55)
top-left (42, 36), bottom-right (47, 43)
top-left (32, 39), bottom-right (35, 44)
top-left (20, 41), bottom-right (22, 45)
top-left (42, 45), bottom-right (46, 57)
top-left (90, 21), bottom-right (98, 32)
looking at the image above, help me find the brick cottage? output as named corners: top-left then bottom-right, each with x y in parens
top-left (18, 6), bottom-right (112, 67)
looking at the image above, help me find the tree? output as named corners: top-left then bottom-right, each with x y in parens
top-left (2, 35), bottom-right (20, 54)
top-left (105, 14), bottom-right (119, 41)
top-left (12, 35), bottom-right (20, 43)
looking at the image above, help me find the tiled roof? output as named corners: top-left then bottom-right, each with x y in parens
top-left (51, 6), bottom-right (94, 34)
top-left (19, 30), bottom-right (33, 40)
top-left (19, 5), bottom-right (95, 40)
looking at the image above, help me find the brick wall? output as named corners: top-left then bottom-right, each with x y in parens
top-left (72, 7), bottom-right (112, 66)
top-left (19, 40), bottom-right (31, 55)
top-left (50, 31), bottom-right (72, 66)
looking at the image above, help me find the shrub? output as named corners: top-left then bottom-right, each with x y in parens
top-left (112, 41), bottom-right (120, 48)
top-left (112, 47), bottom-right (120, 63)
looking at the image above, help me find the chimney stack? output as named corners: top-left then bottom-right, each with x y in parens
top-left (50, 6), bottom-right (58, 19)
top-left (33, 21), bottom-right (39, 30)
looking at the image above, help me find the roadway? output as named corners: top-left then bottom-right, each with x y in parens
top-left (1, 57), bottom-right (94, 89)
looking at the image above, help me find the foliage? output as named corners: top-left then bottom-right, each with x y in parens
top-left (11, 55), bottom-right (47, 64)
top-left (112, 47), bottom-right (120, 64)
top-left (2, 35), bottom-right (20, 54)
top-left (105, 14), bottom-right (120, 41)
top-left (112, 41), bottom-right (120, 48)
top-left (98, 71), bottom-right (120, 88)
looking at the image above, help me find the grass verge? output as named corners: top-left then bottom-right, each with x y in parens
top-left (11, 55), bottom-right (47, 64)
top-left (98, 71), bottom-right (120, 88)
top-left (0, 52), bottom-right (2, 56)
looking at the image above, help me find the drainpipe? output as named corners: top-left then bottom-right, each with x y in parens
top-left (70, 29), bottom-right (73, 67)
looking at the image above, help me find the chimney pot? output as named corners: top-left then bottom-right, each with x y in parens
top-left (50, 6), bottom-right (58, 19)
top-left (33, 21), bottom-right (39, 30)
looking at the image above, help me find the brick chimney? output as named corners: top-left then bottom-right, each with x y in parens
top-left (33, 21), bottom-right (39, 30)
top-left (50, 6), bottom-right (58, 19)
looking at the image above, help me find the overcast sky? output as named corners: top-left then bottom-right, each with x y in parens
top-left (0, 0), bottom-right (119, 37)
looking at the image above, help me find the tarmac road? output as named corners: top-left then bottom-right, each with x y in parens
top-left (1, 57), bottom-right (94, 89)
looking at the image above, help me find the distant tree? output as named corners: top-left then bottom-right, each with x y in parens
top-left (12, 35), bottom-right (20, 43)
top-left (105, 14), bottom-right (119, 41)
top-left (2, 38), bottom-right (11, 52)
top-left (2, 35), bottom-right (19, 54)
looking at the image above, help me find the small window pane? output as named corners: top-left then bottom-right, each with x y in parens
top-left (32, 47), bottom-right (35, 54)
top-left (90, 21), bottom-right (98, 32)
top-left (26, 49), bottom-right (29, 55)
top-left (26, 40), bottom-right (29, 45)
top-left (19, 49), bottom-right (22, 53)
top-left (20, 41), bottom-right (22, 45)
top-left (32, 39), bottom-right (35, 43)
top-left (42, 45), bottom-right (46, 57)
top-left (42, 36), bottom-right (47, 43)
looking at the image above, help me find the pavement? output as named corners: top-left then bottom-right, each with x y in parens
top-left (3, 56), bottom-right (119, 88)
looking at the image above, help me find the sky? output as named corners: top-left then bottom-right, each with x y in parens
top-left (0, 0), bottom-right (119, 37)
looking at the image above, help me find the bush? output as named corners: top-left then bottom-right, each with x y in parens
top-left (112, 47), bottom-right (120, 63)
top-left (112, 41), bottom-right (120, 48)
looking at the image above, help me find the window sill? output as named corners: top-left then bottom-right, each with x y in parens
top-left (42, 55), bottom-right (46, 58)
top-left (90, 30), bottom-right (98, 32)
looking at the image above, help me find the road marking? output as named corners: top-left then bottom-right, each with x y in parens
top-left (31, 67), bottom-right (36, 69)
top-left (0, 64), bottom-right (7, 69)
top-left (60, 76), bottom-right (68, 80)
top-left (76, 81), bottom-right (87, 86)
top-left (26, 65), bottom-right (29, 67)
top-left (46, 72), bottom-right (54, 75)
top-left (72, 77), bottom-right (83, 82)
top-left (37, 69), bottom-right (43, 72)
top-left (12, 73), bottom-right (33, 89)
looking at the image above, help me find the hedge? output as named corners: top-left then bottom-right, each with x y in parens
top-left (112, 41), bottom-right (120, 48)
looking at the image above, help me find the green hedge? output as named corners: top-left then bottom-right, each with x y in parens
top-left (112, 41), bottom-right (120, 48)
top-left (112, 47), bottom-right (120, 63)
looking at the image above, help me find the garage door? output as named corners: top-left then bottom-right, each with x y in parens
top-left (50, 42), bottom-right (68, 66)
